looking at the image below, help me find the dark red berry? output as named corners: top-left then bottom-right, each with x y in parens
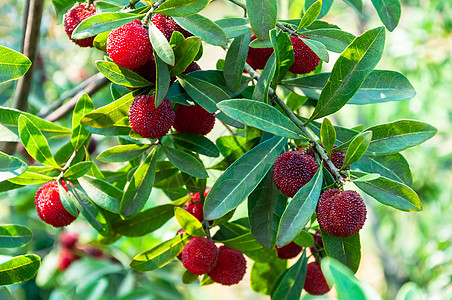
top-left (246, 35), bottom-right (274, 70)
top-left (288, 36), bottom-right (320, 75)
top-left (276, 241), bottom-right (302, 259)
top-left (303, 262), bottom-right (331, 295)
top-left (208, 246), bottom-right (246, 286)
top-left (184, 201), bottom-right (204, 222)
top-left (63, 3), bottom-right (96, 48)
top-left (182, 62), bottom-right (201, 74)
top-left (151, 13), bottom-right (191, 41)
top-left (181, 237), bottom-right (219, 275)
top-left (133, 57), bottom-right (157, 83)
top-left (173, 105), bottom-right (215, 135)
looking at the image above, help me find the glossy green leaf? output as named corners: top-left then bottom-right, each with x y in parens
top-left (163, 146), bottom-right (208, 178)
top-left (0, 225), bottom-right (32, 248)
top-left (97, 144), bottom-right (150, 163)
top-left (269, 30), bottom-right (293, 88)
top-left (204, 136), bottom-right (287, 220)
top-left (214, 18), bottom-right (251, 39)
top-left (173, 15), bottom-right (227, 46)
top-left (293, 231), bottom-right (314, 247)
top-left (154, 0), bottom-right (209, 17)
top-left (251, 259), bottom-right (287, 295)
top-left (149, 23), bottom-right (175, 65)
top-left (121, 146), bottom-right (158, 218)
top-left (153, 55), bottom-right (170, 107)
top-left (298, 0), bottom-right (322, 29)
top-left (344, 0), bottom-right (363, 14)
top-left (342, 131), bottom-right (372, 168)
top-left (271, 251), bottom-right (307, 300)
top-left (224, 31), bottom-right (251, 92)
top-left (174, 207), bottom-right (206, 237)
top-left (246, 0), bottom-right (277, 40)
top-left (252, 54), bottom-right (276, 103)
top-left (63, 162), bottom-right (93, 181)
top-left (8, 172), bottom-right (54, 185)
top-left (130, 233), bottom-right (191, 271)
top-left (0, 255), bottom-right (41, 285)
top-left (302, 28), bottom-right (356, 53)
top-left (321, 118), bottom-right (336, 158)
top-left (305, 0), bottom-right (333, 19)
top-left (71, 94), bottom-right (95, 150)
top-left (0, 46), bottom-right (31, 83)
top-left (352, 171), bottom-right (422, 211)
top-left (322, 230), bottom-right (361, 273)
top-left (93, 31), bottom-right (109, 51)
top-left (371, 0), bottom-right (401, 32)
top-left (72, 13), bottom-right (141, 39)
top-left (309, 27), bottom-right (386, 121)
top-left (96, 61), bottom-right (151, 88)
top-left (170, 133), bottom-right (220, 157)
top-left (220, 232), bottom-right (263, 251)
top-left (78, 176), bottom-right (122, 213)
top-left (353, 173), bottom-right (381, 182)
top-left (301, 37), bottom-right (329, 62)
top-left (217, 100), bottom-right (305, 140)
top-left (51, 0), bottom-right (77, 24)
top-left (276, 168), bottom-right (323, 247)
top-left (18, 116), bottom-right (59, 168)
top-left (0, 152), bottom-right (27, 183)
top-left (58, 182), bottom-right (79, 217)
top-left (170, 37), bottom-right (201, 76)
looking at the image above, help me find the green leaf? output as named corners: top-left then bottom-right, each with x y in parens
top-left (154, 55), bottom-right (171, 107)
top-left (0, 225), bottom-right (32, 248)
top-left (154, 0), bottom-right (209, 17)
top-left (93, 31), bottom-right (109, 51)
top-left (71, 94), bottom-right (95, 150)
top-left (395, 282), bottom-right (424, 300)
top-left (204, 136), bottom-right (287, 220)
top-left (308, 27), bottom-right (386, 121)
top-left (0, 286), bottom-right (12, 300)
top-left (301, 28), bottom-right (356, 53)
top-left (51, 0), bottom-right (77, 24)
top-left (130, 233), bottom-right (191, 271)
top-left (0, 152), bottom-right (27, 183)
top-left (342, 131), bottom-right (372, 168)
top-left (293, 231), bottom-right (314, 247)
top-left (276, 168), bottom-right (323, 247)
top-left (321, 118), bottom-right (336, 158)
top-left (298, 0), bottom-right (322, 29)
top-left (78, 176), bottom-right (122, 213)
top-left (97, 144), bottom-right (150, 163)
top-left (7, 172), bottom-right (54, 185)
top-left (364, 120), bottom-right (437, 156)
top-left (0, 46), bottom-right (31, 83)
top-left (173, 15), bottom-right (227, 46)
top-left (149, 23), bottom-right (175, 66)
top-left (0, 255), bottom-right (41, 286)
top-left (252, 54), bottom-right (276, 103)
top-left (344, 0), bottom-right (363, 14)
top-left (371, 0), bottom-right (401, 32)
top-left (63, 162), bottom-right (94, 181)
top-left (58, 182), bottom-right (79, 217)
top-left (270, 30), bottom-right (294, 88)
top-left (353, 173), bottom-right (381, 182)
top-left (301, 37), bottom-right (329, 63)
top-left (251, 259), bottom-right (287, 295)
top-left (271, 251), bottom-right (307, 300)
top-left (96, 61), bottom-right (151, 88)
top-left (224, 32), bottom-right (251, 92)
top-left (322, 230), bottom-right (361, 273)
top-left (217, 100), bottom-right (306, 140)
top-left (352, 171), bottom-right (422, 211)
top-left (72, 13), bottom-right (141, 39)
top-left (170, 133), bottom-right (220, 157)
top-left (220, 232), bottom-right (263, 251)
top-left (215, 18), bottom-right (251, 39)
top-left (182, 270), bottom-right (199, 284)
top-left (170, 37), bottom-right (201, 76)
top-left (121, 146), bottom-right (158, 218)
top-left (174, 207), bottom-right (206, 237)
top-left (18, 116), bottom-right (59, 168)
top-left (246, 0), bottom-right (277, 40)
top-left (248, 172), bottom-right (287, 249)
top-left (163, 146), bottom-right (208, 178)
top-left (305, 0), bottom-right (334, 19)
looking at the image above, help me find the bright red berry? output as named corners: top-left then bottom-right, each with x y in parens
top-left (57, 248), bottom-right (80, 271)
top-left (183, 188), bottom-right (211, 222)
top-left (288, 36), bottom-right (320, 75)
top-left (246, 35), bottom-right (274, 70)
top-left (151, 13), bottom-right (191, 41)
top-left (273, 151), bottom-right (319, 197)
top-left (303, 262), bottom-right (331, 295)
top-left (173, 105), bottom-right (215, 135)
top-left (129, 94), bottom-right (175, 139)
top-left (107, 19), bottom-right (153, 70)
top-left (276, 241), bottom-right (302, 259)
top-left (63, 3), bottom-right (96, 48)
top-left (181, 237), bottom-right (219, 275)
top-left (208, 246), bottom-right (246, 286)
top-left (316, 189), bottom-right (367, 237)
top-left (59, 231), bottom-right (78, 249)
top-left (35, 181), bottom-right (76, 227)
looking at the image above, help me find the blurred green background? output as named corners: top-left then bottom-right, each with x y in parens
top-left (0, 0), bottom-right (451, 299)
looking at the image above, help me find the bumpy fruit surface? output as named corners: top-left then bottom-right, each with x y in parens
top-left (129, 94), bottom-right (175, 139)
top-left (208, 246), bottom-right (246, 286)
top-left (289, 36), bottom-right (320, 75)
top-left (57, 248), bottom-right (80, 271)
top-left (151, 13), bottom-right (191, 41)
top-left (276, 241), bottom-right (303, 259)
top-left (183, 188), bottom-right (211, 222)
top-left (59, 231), bottom-right (78, 249)
top-left (246, 35), bottom-right (274, 70)
top-left (63, 3), bottom-right (96, 48)
top-left (173, 105), bottom-right (215, 135)
top-left (273, 151), bottom-right (319, 197)
top-left (107, 19), bottom-right (152, 70)
top-left (181, 237), bottom-right (219, 275)
top-left (305, 145), bottom-right (350, 177)
top-left (316, 189), bottom-right (367, 237)
top-left (303, 262), bottom-right (331, 295)
top-left (35, 181), bottom-right (76, 227)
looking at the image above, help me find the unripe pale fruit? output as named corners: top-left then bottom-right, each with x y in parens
top-left (273, 151), bottom-right (319, 197)
top-left (288, 36), bottom-right (320, 75)
top-left (35, 181), bottom-right (76, 227)
top-left (151, 13), bottom-right (191, 41)
top-left (208, 246), bottom-right (246, 286)
top-left (246, 35), bottom-right (274, 70)
top-left (63, 3), bottom-right (96, 48)
top-left (316, 189), bottom-right (367, 237)
top-left (129, 94), bottom-right (175, 139)
top-left (173, 105), bottom-right (215, 135)
top-left (275, 241), bottom-right (302, 259)
top-left (303, 262), bottom-right (331, 295)
top-left (107, 19), bottom-right (153, 70)
top-left (181, 237), bottom-right (219, 275)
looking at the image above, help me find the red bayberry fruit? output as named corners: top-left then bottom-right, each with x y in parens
top-left (316, 189), bottom-right (367, 237)
top-left (82, 247), bottom-right (104, 259)
top-left (182, 62), bottom-right (201, 74)
top-left (151, 13), bottom-right (191, 41)
top-left (35, 181), bottom-right (76, 227)
top-left (246, 35), bottom-right (274, 70)
top-left (129, 94), bottom-right (175, 139)
top-left (305, 145), bottom-right (350, 177)
top-left (63, 3), bottom-right (96, 48)
top-left (181, 237), bottom-right (219, 275)
top-left (59, 231), bottom-right (78, 249)
top-left (273, 151), bottom-right (319, 197)
top-left (208, 246), bottom-right (246, 286)
top-left (57, 248), bottom-right (80, 271)
top-left (183, 188), bottom-right (211, 222)
top-left (107, 19), bottom-right (153, 70)
top-left (176, 228), bottom-right (187, 260)
top-left (276, 241), bottom-right (303, 259)
top-left (133, 57), bottom-right (157, 83)
top-left (288, 36), bottom-right (320, 75)
top-left (303, 262), bottom-right (331, 295)
top-left (173, 105), bottom-right (215, 135)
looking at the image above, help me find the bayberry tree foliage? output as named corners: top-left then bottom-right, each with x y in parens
top-left (0, 0), bottom-right (438, 298)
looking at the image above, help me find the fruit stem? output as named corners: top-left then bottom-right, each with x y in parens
top-left (57, 148), bottom-right (81, 181)
top-left (125, 0), bottom-right (140, 10)
top-left (142, 0), bottom-right (167, 27)
top-left (202, 219), bottom-right (211, 239)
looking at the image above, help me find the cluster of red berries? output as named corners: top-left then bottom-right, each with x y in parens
top-left (63, 3), bottom-right (96, 47)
